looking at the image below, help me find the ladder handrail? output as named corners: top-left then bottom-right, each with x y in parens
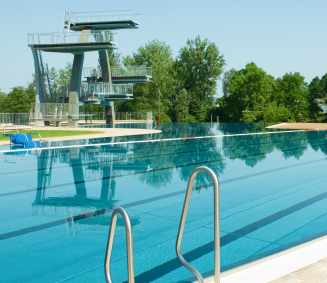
top-left (105, 207), bottom-right (135, 283)
top-left (176, 166), bottom-right (220, 283)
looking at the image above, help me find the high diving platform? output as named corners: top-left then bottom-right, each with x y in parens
top-left (28, 9), bottom-right (152, 128)
top-left (28, 32), bottom-right (117, 53)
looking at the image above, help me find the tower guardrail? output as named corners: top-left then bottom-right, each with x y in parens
top-left (80, 82), bottom-right (133, 98)
top-left (28, 32), bottom-right (113, 46)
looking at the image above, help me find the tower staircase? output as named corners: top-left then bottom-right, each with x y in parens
top-left (37, 50), bottom-right (52, 102)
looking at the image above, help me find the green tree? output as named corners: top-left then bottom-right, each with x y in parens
top-left (223, 63), bottom-right (275, 122)
top-left (0, 90), bottom-right (7, 112)
top-left (320, 73), bottom-right (327, 99)
top-left (171, 89), bottom-right (191, 122)
top-left (222, 68), bottom-right (237, 97)
top-left (120, 40), bottom-right (176, 121)
top-left (175, 36), bottom-right (225, 122)
top-left (4, 83), bottom-right (35, 113)
top-left (273, 72), bottom-right (310, 121)
top-left (309, 77), bottom-right (324, 100)
top-left (308, 76), bottom-right (323, 119)
top-left (57, 62), bottom-right (72, 88)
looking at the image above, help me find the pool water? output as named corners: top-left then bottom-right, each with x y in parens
top-left (1, 123), bottom-right (327, 282)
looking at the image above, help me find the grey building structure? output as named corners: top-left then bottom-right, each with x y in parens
top-left (28, 10), bottom-right (151, 127)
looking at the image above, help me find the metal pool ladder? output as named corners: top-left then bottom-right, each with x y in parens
top-left (105, 207), bottom-right (135, 283)
top-left (176, 166), bottom-right (220, 283)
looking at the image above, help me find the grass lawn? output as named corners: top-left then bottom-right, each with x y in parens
top-left (0, 130), bottom-right (105, 141)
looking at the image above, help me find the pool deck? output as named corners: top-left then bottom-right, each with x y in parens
top-left (200, 234), bottom-right (327, 283)
top-left (0, 126), bottom-right (161, 146)
top-left (267, 123), bottom-right (327, 130)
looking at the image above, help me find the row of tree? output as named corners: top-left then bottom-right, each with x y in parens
top-left (115, 36), bottom-right (225, 122)
top-left (217, 63), bottom-right (327, 123)
top-left (1, 34), bottom-right (326, 123)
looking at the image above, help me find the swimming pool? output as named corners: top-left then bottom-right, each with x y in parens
top-left (1, 123), bottom-right (327, 282)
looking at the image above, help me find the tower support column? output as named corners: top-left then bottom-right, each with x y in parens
top-left (105, 102), bottom-right (115, 126)
top-left (68, 53), bottom-right (84, 128)
top-left (99, 50), bottom-right (115, 128)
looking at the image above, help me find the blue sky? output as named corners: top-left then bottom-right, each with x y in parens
top-left (1, 0), bottom-right (327, 96)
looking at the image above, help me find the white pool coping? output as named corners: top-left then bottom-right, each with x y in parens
top-left (203, 234), bottom-right (327, 283)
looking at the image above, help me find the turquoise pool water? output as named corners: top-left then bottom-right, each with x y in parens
top-left (1, 123), bottom-right (327, 282)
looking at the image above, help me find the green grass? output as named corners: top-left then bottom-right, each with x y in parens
top-left (0, 130), bottom-right (105, 141)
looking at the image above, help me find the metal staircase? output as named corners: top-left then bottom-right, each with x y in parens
top-left (37, 50), bottom-right (52, 101)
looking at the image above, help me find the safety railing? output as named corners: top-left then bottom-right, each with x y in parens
top-left (66, 10), bottom-right (139, 24)
top-left (116, 112), bottom-right (151, 121)
top-left (30, 103), bottom-right (69, 119)
top-left (176, 166), bottom-right (220, 283)
top-left (111, 66), bottom-right (152, 77)
top-left (80, 82), bottom-right (133, 98)
top-left (105, 207), bottom-right (135, 283)
top-left (83, 67), bottom-right (102, 78)
top-left (28, 31), bottom-right (112, 46)
top-left (82, 66), bottom-right (152, 79)
top-left (0, 113), bottom-right (30, 126)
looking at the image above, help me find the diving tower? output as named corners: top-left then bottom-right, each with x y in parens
top-left (28, 10), bottom-right (151, 128)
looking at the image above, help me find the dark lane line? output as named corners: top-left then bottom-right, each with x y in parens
top-left (130, 190), bottom-right (327, 283)
top-left (0, 157), bottom-right (326, 240)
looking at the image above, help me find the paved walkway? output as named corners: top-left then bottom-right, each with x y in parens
top-left (269, 258), bottom-right (327, 282)
top-left (0, 126), bottom-right (161, 146)
top-left (267, 123), bottom-right (327, 130)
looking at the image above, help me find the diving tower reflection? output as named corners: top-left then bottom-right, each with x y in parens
top-left (32, 139), bottom-right (146, 234)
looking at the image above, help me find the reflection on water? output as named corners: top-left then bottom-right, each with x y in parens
top-left (5, 123), bottom-right (327, 235)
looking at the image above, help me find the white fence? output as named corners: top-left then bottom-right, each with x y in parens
top-left (30, 103), bottom-right (69, 119)
top-left (0, 113), bottom-right (30, 126)
top-left (88, 112), bottom-right (152, 121)
top-left (66, 10), bottom-right (139, 24)
top-left (80, 83), bottom-right (133, 98)
top-left (28, 31), bottom-right (111, 46)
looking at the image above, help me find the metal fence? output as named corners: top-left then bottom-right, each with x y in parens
top-left (83, 66), bottom-right (152, 79)
top-left (28, 31), bottom-right (112, 46)
top-left (83, 67), bottom-right (101, 78)
top-left (111, 66), bottom-right (152, 77)
top-left (116, 112), bottom-right (150, 121)
top-left (88, 112), bottom-right (152, 121)
top-left (0, 113), bottom-right (30, 126)
top-left (30, 103), bottom-right (69, 119)
top-left (67, 10), bottom-right (139, 24)
top-left (80, 82), bottom-right (133, 98)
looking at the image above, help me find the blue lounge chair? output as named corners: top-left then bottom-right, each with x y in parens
top-left (3, 128), bottom-right (49, 148)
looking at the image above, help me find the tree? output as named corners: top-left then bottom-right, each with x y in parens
top-left (175, 36), bottom-right (225, 121)
top-left (273, 72), bottom-right (310, 121)
top-left (0, 90), bottom-right (7, 112)
top-left (4, 83), bottom-right (35, 113)
top-left (320, 73), bottom-right (327, 99)
top-left (223, 63), bottom-right (275, 122)
top-left (222, 68), bottom-right (237, 97)
top-left (120, 40), bottom-right (176, 121)
top-left (308, 77), bottom-right (324, 100)
top-left (171, 89), bottom-right (190, 122)
top-left (308, 76), bottom-right (323, 119)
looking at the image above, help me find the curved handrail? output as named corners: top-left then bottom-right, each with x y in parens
top-left (176, 166), bottom-right (220, 283)
top-left (105, 207), bottom-right (135, 283)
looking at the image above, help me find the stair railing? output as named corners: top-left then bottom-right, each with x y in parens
top-left (176, 166), bottom-right (220, 283)
top-left (105, 207), bottom-right (135, 283)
